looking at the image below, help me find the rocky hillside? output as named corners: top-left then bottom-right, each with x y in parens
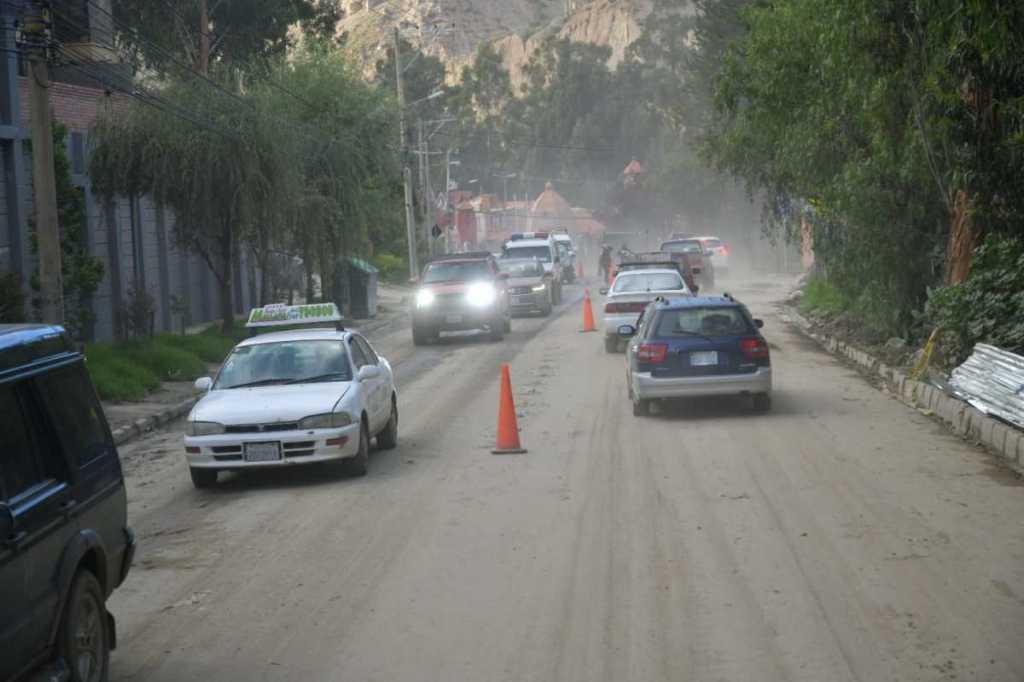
top-left (336, 0), bottom-right (653, 85)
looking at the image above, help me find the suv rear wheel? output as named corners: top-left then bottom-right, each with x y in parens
top-left (412, 326), bottom-right (429, 346)
top-left (632, 398), bottom-right (650, 417)
top-left (58, 570), bottom-right (109, 682)
top-left (190, 467), bottom-right (217, 489)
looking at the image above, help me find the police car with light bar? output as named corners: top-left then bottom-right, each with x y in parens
top-left (183, 303), bottom-right (397, 487)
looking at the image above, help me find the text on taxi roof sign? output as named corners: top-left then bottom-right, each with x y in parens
top-left (246, 303), bottom-right (342, 328)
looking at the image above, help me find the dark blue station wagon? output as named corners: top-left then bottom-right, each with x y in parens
top-left (619, 296), bottom-right (773, 416)
top-left (0, 325), bottom-right (135, 682)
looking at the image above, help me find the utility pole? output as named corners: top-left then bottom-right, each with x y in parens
top-left (198, 0), bottom-right (211, 74)
top-left (445, 149), bottom-right (453, 254)
top-left (395, 28), bottom-right (417, 279)
top-left (24, 3), bottom-right (63, 324)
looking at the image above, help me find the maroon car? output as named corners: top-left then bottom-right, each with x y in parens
top-left (659, 238), bottom-right (715, 290)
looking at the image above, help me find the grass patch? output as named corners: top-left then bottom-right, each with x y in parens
top-left (85, 326), bottom-right (246, 401)
top-left (85, 344), bottom-right (160, 402)
top-left (800, 275), bottom-right (847, 316)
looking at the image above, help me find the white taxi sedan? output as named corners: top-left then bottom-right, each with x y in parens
top-left (184, 322), bottom-right (397, 488)
top-left (600, 268), bottom-right (691, 353)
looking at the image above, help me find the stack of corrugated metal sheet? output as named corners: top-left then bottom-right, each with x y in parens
top-left (950, 343), bottom-right (1024, 430)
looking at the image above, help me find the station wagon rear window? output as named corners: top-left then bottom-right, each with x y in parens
top-left (655, 307), bottom-right (752, 337)
top-left (612, 273), bottom-right (685, 293)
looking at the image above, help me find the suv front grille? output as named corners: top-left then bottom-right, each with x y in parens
top-left (511, 286), bottom-right (533, 295)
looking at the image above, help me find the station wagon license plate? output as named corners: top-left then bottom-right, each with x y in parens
top-left (445, 314), bottom-right (463, 324)
top-left (245, 442), bottom-right (281, 462)
top-left (690, 351), bottom-right (719, 366)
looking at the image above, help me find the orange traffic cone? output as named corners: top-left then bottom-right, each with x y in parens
top-left (492, 364), bottom-right (527, 454)
top-left (581, 289), bottom-right (597, 333)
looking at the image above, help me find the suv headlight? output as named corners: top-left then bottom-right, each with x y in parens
top-left (531, 283), bottom-right (547, 292)
top-left (187, 421), bottom-right (225, 436)
top-left (299, 412), bottom-right (353, 429)
top-left (466, 282), bottom-right (496, 307)
top-left (415, 289), bottom-right (435, 308)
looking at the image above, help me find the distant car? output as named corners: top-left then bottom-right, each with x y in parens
top-left (618, 253), bottom-right (701, 293)
top-left (1, 324), bottom-right (135, 682)
top-left (618, 295), bottom-right (772, 416)
top-left (412, 252), bottom-right (511, 344)
top-left (185, 304), bottom-right (398, 486)
top-left (499, 258), bottom-right (553, 316)
top-left (695, 236), bottom-right (730, 275)
top-left (502, 233), bottom-right (564, 303)
top-left (600, 268), bottom-right (690, 353)
top-left (660, 238), bottom-right (715, 290)
top-left (552, 232), bottom-right (576, 283)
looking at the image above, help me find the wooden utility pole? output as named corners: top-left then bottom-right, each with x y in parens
top-left (395, 28), bottom-right (417, 279)
top-left (25, 4), bottom-right (63, 325)
top-left (198, 0), bottom-right (211, 74)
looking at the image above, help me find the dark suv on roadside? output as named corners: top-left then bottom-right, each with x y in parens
top-left (0, 325), bottom-right (135, 682)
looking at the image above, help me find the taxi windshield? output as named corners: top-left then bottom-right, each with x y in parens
top-left (422, 261), bottom-right (492, 283)
top-left (215, 340), bottom-right (352, 389)
top-left (498, 259), bottom-right (544, 277)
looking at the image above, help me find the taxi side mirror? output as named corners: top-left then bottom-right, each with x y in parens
top-left (357, 365), bottom-right (382, 382)
top-left (599, 287), bottom-right (609, 295)
top-left (194, 376), bottom-right (213, 392)
top-left (408, 276), bottom-right (420, 286)
top-left (617, 325), bottom-right (636, 338)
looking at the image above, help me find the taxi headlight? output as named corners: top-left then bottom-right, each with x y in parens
top-left (299, 412), bottom-right (353, 429)
top-left (187, 421), bottom-right (225, 436)
top-left (415, 289), bottom-right (435, 308)
top-left (531, 283), bottom-right (547, 292)
top-left (466, 282), bottom-right (496, 307)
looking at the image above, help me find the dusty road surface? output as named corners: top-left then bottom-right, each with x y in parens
top-left (108, 276), bottom-right (1024, 682)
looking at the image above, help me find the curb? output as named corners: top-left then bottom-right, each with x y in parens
top-left (110, 396), bottom-right (198, 447)
top-left (782, 307), bottom-right (1024, 473)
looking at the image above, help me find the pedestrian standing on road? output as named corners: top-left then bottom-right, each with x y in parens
top-left (598, 246), bottom-right (612, 282)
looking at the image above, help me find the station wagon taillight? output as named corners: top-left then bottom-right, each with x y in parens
top-left (740, 338), bottom-right (770, 360)
top-left (637, 343), bottom-right (668, 364)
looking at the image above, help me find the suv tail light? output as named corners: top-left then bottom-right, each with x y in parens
top-left (637, 343), bottom-right (668, 364)
top-left (722, 244), bottom-right (730, 256)
top-left (740, 337), bottom-right (770, 360)
top-left (605, 301), bottom-right (647, 314)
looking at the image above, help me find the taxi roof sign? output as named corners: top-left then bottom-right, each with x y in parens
top-left (246, 302), bottom-right (343, 328)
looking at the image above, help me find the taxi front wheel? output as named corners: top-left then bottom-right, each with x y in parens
top-left (341, 423), bottom-right (369, 477)
top-left (190, 467), bottom-right (217, 489)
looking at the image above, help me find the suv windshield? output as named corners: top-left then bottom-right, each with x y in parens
top-left (661, 240), bottom-right (704, 254)
top-left (655, 307), bottom-right (752, 337)
top-left (422, 261), bottom-right (492, 283)
top-left (613, 273), bottom-right (685, 293)
top-left (215, 340), bottom-right (352, 389)
top-left (499, 259), bottom-right (544, 277)
top-left (504, 245), bottom-right (552, 262)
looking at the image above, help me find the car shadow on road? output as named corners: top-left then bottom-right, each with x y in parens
top-left (644, 393), bottom-right (799, 421)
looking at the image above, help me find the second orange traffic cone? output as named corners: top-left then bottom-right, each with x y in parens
top-left (581, 289), bottom-right (597, 333)
top-left (492, 364), bottom-right (527, 454)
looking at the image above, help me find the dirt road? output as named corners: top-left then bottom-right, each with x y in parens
top-left (108, 276), bottom-right (1024, 682)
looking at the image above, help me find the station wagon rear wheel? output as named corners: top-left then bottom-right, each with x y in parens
top-left (58, 570), bottom-right (109, 682)
top-left (632, 398), bottom-right (650, 417)
top-left (752, 393), bottom-right (772, 413)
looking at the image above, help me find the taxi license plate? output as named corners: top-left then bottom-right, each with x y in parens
top-left (245, 442), bottom-right (281, 462)
top-left (445, 314), bottom-right (463, 324)
top-left (690, 351), bottom-right (719, 366)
